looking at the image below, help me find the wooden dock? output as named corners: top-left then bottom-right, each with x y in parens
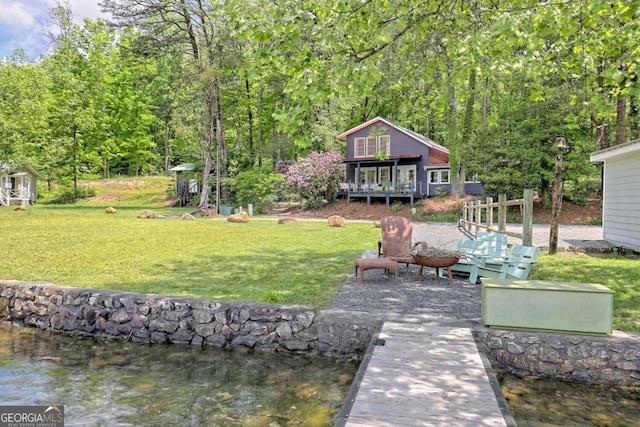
top-left (338, 322), bottom-right (511, 427)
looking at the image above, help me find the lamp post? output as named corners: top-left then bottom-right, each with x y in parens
top-left (549, 135), bottom-right (570, 255)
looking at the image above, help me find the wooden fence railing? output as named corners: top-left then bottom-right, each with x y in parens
top-left (460, 189), bottom-right (534, 246)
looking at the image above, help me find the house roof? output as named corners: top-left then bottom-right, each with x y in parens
top-left (2, 164), bottom-right (44, 179)
top-left (169, 163), bottom-right (196, 172)
top-left (337, 116), bottom-right (449, 155)
top-left (590, 139), bottom-right (640, 162)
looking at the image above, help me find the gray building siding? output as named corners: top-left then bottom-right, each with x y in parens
top-left (591, 141), bottom-right (640, 252)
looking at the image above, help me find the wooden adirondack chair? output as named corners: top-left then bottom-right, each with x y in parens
top-left (378, 216), bottom-right (414, 266)
top-left (469, 245), bottom-right (540, 284)
top-left (448, 233), bottom-right (509, 281)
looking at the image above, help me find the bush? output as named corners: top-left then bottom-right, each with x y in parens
top-left (564, 178), bottom-right (601, 206)
top-left (390, 201), bottom-right (404, 213)
top-left (284, 152), bottom-right (343, 209)
top-left (232, 167), bottom-right (284, 214)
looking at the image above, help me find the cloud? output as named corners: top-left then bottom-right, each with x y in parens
top-left (0, 0), bottom-right (110, 59)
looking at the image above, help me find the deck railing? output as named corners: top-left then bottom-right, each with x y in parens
top-left (338, 181), bottom-right (424, 194)
top-left (0, 188), bottom-right (31, 206)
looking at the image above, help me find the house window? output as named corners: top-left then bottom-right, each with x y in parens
top-left (429, 170), bottom-right (450, 184)
top-left (378, 135), bottom-right (390, 156)
top-left (354, 135), bottom-right (391, 158)
top-left (354, 137), bottom-right (365, 157)
top-left (366, 137), bottom-right (377, 157)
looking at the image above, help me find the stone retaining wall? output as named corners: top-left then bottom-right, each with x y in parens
top-left (475, 328), bottom-right (640, 387)
top-left (0, 280), bottom-right (379, 358)
top-left (1, 280), bottom-right (639, 387)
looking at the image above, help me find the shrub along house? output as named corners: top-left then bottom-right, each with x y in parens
top-left (337, 117), bottom-right (482, 206)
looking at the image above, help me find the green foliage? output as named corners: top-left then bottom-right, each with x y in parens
top-left (413, 211), bottom-right (460, 222)
top-left (232, 166), bottom-right (284, 214)
top-left (262, 290), bottom-right (285, 304)
top-left (390, 201), bottom-right (404, 213)
top-left (564, 178), bottom-right (602, 206)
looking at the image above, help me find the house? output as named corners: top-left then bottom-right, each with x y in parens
top-left (337, 117), bottom-right (482, 206)
top-left (590, 139), bottom-right (640, 252)
top-left (0, 164), bottom-right (43, 206)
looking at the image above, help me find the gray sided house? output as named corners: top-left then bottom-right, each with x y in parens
top-left (337, 117), bottom-right (482, 206)
top-left (0, 164), bottom-right (43, 206)
top-left (591, 140), bottom-right (640, 252)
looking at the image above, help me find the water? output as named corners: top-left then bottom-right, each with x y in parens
top-left (0, 325), bottom-right (357, 426)
top-left (499, 373), bottom-right (640, 427)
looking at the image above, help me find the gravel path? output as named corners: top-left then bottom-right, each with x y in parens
top-left (329, 223), bottom-right (605, 326)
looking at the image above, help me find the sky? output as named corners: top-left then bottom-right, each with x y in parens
top-left (0, 0), bottom-right (109, 59)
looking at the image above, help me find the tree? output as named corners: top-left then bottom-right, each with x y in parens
top-left (103, 0), bottom-right (232, 208)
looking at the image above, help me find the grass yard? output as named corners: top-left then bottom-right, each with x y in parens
top-left (0, 205), bottom-right (378, 307)
top-left (2, 177), bottom-right (639, 332)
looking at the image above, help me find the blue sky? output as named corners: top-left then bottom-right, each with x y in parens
top-left (0, 0), bottom-right (108, 59)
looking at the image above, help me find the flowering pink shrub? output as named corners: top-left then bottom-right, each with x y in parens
top-left (285, 151), bottom-right (343, 209)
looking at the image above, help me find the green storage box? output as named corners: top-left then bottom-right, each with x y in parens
top-left (481, 278), bottom-right (613, 335)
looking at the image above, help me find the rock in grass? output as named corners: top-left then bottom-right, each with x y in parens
top-left (227, 211), bottom-right (249, 223)
top-left (105, 207), bottom-right (117, 214)
top-left (137, 209), bottom-right (155, 219)
top-left (328, 215), bottom-right (346, 227)
top-left (181, 213), bottom-right (195, 220)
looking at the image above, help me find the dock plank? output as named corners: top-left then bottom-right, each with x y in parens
top-left (342, 322), bottom-right (508, 427)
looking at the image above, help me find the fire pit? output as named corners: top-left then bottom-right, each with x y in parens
top-left (411, 242), bottom-right (460, 285)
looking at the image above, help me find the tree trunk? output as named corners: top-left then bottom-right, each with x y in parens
top-left (616, 94), bottom-right (626, 145)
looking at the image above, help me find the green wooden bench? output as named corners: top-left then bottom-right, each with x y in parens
top-left (481, 278), bottom-right (614, 335)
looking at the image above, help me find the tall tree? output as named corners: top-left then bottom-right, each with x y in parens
top-left (104, 0), bottom-right (232, 208)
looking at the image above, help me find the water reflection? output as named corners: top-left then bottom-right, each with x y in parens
top-left (0, 325), bottom-right (357, 426)
top-left (499, 373), bottom-right (640, 427)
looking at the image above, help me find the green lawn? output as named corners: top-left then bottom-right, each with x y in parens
top-left (0, 205), bottom-right (378, 307)
top-left (2, 175), bottom-right (639, 332)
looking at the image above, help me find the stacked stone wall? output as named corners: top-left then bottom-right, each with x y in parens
top-left (1, 280), bottom-right (639, 387)
top-left (0, 280), bottom-right (378, 358)
top-left (475, 329), bottom-right (640, 387)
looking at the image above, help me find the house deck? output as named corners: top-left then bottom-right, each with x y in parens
top-left (337, 322), bottom-right (512, 427)
top-left (338, 189), bottom-right (420, 207)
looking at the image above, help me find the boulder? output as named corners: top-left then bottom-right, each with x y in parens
top-left (105, 207), bottom-right (117, 214)
top-left (137, 210), bottom-right (155, 219)
top-left (328, 215), bottom-right (346, 227)
top-left (181, 213), bottom-right (196, 220)
top-left (278, 217), bottom-right (298, 225)
top-left (227, 211), bottom-right (249, 223)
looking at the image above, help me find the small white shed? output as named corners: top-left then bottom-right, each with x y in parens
top-left (0, 164), bottom-right (43, 206)
top-left (590, 140), bottom-right (640, 252)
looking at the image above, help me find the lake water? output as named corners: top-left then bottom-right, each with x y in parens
top-left (0, 325), bottom-right (358, 426)
top-left (499, 373), bottom-right (640, 427)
